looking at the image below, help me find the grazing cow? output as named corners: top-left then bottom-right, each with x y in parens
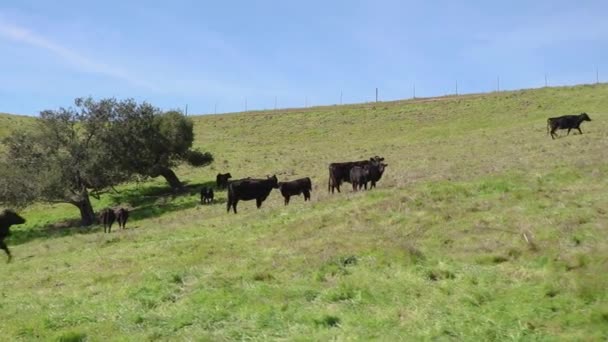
top-left (200, 187), bottom-right (214, 204)
top-left (115, 208), bottom-right (129, 230)
top-left (0, 209), bottom-right (26, 262)
top-left (349, 166), bottom-right (370, 191)
top-left (368, 162), bottom-right (388, 189)
top-left (216, 173), bottom-right (232, 189)
top-left (99, 208), bottom-right (116, 233)
top-left (547, 113), bottom-right (592, 139)
top-left (227, 175), bottom-right (279, 214)
top-left (328, 156), bottom-right (384, 193)
top-left (278, 177), bottom-right (312, 205)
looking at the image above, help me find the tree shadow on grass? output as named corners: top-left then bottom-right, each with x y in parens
top-left (109, 180), bottom-right (219, 208)
top-left (9, 181), bottom-right (222, 246)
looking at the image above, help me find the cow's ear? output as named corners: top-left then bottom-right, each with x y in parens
top-left (383, 163), bottom-right (388, 167)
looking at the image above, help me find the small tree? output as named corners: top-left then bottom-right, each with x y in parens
top-left (109, 107), bottom-right (213, 190)
top-left (0, 98), bottom-right (130, 225)
top-left (0, 97), bottom-right (213, 225)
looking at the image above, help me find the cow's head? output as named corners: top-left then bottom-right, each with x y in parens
top-left (580, 112), bottom-right (591, 121)
top-left (370, 156), bottom-right (385, 163)
top-left (1, 209), bottom-right (26, 225)
top-left (378, 163), bottom-right (388, 174)
top-left (225, 173), bottom-right (233, 179)
top-left (267, 175), bottom-right (279, 188)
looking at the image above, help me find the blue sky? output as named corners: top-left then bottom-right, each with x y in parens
top-left (1, 1), bottom-right (607, 115)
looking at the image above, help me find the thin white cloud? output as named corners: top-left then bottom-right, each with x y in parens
top-left (0, 20), bottom-right (157, 90)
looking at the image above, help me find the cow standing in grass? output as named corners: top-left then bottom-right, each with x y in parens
top-left (115, 208), bottom-right (129, 230)
top-left (349, 166), bottom-right (370, 191)
top-left (227, 175), bottom-right (279, 214)
top-left (547, 113), bottom-right (592, 139)
top-left (0, 209), bottom-right (26, 262)
top-left (216, 173), bottom-right (232, 189)
top-left (328, 156), bottom-right (384, 193)
top-left (99, 208), bottom-right (116, 233)
top-left (278, 177), bottom-right (312, 205)
top-left (200, 187), bottom-right (214, 204)
top-left (368, 162), bottom-right (388, 189)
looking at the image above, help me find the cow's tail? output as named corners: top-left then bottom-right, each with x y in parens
top-left (327, 172), bottom-right (331, 193)
top-left (307, 178), bottom-right (313, 192)
top-left (546, 119), bottom-right (551, 135)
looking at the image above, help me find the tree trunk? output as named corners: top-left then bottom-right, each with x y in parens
top-left (70, 189), bottom-right (97, 226)
top-left (155, 166), bottom-right (183, 191)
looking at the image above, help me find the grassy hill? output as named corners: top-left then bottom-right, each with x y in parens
top-left (1, 84), bottom-right (608, 340)
top-left (0, 112), bottom-right (35, 139)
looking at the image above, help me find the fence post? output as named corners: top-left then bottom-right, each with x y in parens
top-left (375, 88), bottom-right (378, 102)
top-left (596, 67), bottom-right (599, 84)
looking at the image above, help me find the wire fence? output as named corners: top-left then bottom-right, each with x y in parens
top-left (187, 69), bottom-right (603, 116)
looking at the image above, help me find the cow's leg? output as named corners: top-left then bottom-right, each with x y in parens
top-left (304, 191), bottom-right (310, 201)
top-left (227, 200), bottom-right (232, 213)
top-left (577, 127), bottom-right (583, 135)
top-left (551, 127), bottom-right (558, 139)
top-left (256, 198), bottom-right (263, 209)
top-left (232, 200), bottom-right (238, 214)
top-left (567, 128), bottom-right (571, 135)
top-left (0, 240), bottom-right (11, 263)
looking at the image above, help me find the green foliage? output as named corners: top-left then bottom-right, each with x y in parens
top-left (0, 100), bottom-right (129, 223)
top-left (0, 98), bottom-right (213, 223)
top-left (108, 106), bottom-right (213, 187)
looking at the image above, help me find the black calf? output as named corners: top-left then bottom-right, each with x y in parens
top-left (0, 209), bottom-right (26, 262)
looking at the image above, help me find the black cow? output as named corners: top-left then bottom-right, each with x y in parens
top-left (99, 208), bottom-right (116, 233)
top-left (227, 175), bottom-right (279, 214)
top-left (216, 173), bottom-right (232, 189)
top-left (200, 187), bottom-right (214, 204)
top-left (349, 166), bottom-right (370, 191)
top-left (278, 177), bottom-right (312, 205)
top-left (115, 208), bottom-right (129, 230)
top-left (0, 209), bottom-right (26, 262)
top-left (368, 162), bottom-right (388, 189)
top-left (547, 113), bottom-right (592, 139)
top-left (328, 156), bottom-right (384, 193)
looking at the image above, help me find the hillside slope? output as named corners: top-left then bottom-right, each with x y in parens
top-left (1, 84), bottom-right (608, 340)
top-left (0, 112), bottom-right (35, 140)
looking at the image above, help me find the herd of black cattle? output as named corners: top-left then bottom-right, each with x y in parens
top-left (213, 155), bottom-right (387, 214)
top-left (0, 112), bottom-right (593, 262)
